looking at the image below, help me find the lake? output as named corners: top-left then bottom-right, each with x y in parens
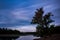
top-left (16, 35), bottom-right (40, 40)
top-left (16, 35), bottom-right (34, 40)
top-left (0, 35), bottom-right (40, 40)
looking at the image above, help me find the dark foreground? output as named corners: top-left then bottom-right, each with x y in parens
top-left (0, 34), bottom-right (19, 40)
top-left (34, 34), bottom-right (60, 40)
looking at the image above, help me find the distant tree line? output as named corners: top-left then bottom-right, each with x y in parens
top-left (19, 32), bottom-right (36, 35)
top-left (0, 28), bottom-right (36, 35)
top-left (0, 28), bottom-right (20, 34)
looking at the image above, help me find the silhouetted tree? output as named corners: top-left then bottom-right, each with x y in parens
top-left (49, 25), bottom-right (55, 34)
top-left (31, 7), bottom-right (54, 37)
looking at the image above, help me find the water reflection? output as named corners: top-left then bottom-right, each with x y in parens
top-left (0, 35), bottom-right (19, 40)
top-left (16, 35), bottom-right (40, 40)
top-left (17, 35), bottom-right (34, 40)
top-left (0, 35), bottom-right (40, 40)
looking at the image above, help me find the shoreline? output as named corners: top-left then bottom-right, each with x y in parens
top-left (33, 34), bottom-right (60, 40)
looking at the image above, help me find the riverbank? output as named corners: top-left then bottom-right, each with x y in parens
top-left (0, 34), bottom-right (20, 36)
top-left (34, 34), bottom-right (60, 40)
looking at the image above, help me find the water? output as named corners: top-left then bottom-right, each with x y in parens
top-left (16, 35), bottom-right (34, 40)
top-left (0, 35), bottom-right (40, 40)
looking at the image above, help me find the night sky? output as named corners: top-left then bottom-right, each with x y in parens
top-left (0, 0), bottom-right (60, 32)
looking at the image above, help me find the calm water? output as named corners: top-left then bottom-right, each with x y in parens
top-left (16, 35), bottom-right (40, 40)
top-left (0, 35), bottom-right (40, 40)
top-left (16, 35), bottom-right (34, 40)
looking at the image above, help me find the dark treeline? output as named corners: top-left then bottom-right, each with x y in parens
top-left (50, 25), bottom-right (60, 34)
top-left (0, 28), bottom-right (20, 34)
top-left (0, 28), bottom-right (20, 40)
top-left (20, 32), bottom-right (36, 36)
top-left (36, 25), bottom-right (60, 37)
top-left (0, 28), bottom-right (36, 35)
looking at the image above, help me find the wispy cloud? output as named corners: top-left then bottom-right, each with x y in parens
top-left (44, 4), bottom-right (60, 13)
top-left (0, 0), bottom-right (60, 27)
top-left (11, 9), bottom-right (31, 21)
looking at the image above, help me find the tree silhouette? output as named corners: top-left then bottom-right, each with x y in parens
top-left (31, 8), bottom-right (44, 24)
top-left (31, 7), bottom-right (54, 37)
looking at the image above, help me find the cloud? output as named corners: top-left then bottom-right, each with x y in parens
top-left (0, 9), bottom-right (31, 27)
top-left (0, 0), bottom-right (40, 27)
top-left (19, 26), bottom-right (36, 32)
top-left (17, 25), bottom-right (36, 32)
top-left (6, 25), bottom-right (37, 32)
top-left (11, 9), bottom-right (31, 21)
top-left (44, 4), bottom-right (60, 13)
top-left (0, 0), bottom-right (60, 27)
